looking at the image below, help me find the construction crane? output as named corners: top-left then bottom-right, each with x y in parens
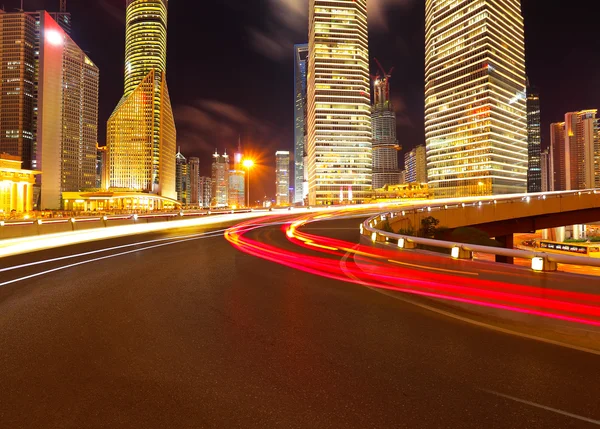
top-left (60, 0), bottom-right (66, 12)
top-left (372, 58), bottom-right (394, 106)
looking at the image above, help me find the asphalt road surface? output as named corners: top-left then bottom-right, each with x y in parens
top-left (1, 216), bottom-right (599, 428)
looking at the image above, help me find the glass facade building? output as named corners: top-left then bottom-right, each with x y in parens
top-left (307, 0), bottom-right (372, 205)
top-left (405, 145), bottom-right (427, 184)
top-left (276, 151), bottom-right (290, 206)
top-left (371, 76), bottom-right (400, 189)
top-left (108, 0), bottom-right (176, 200)
top-left (294, 44), bottom-right (309, 204)
top-left (212, 151), bottom-right (229, 207)
top-left (425, 0), bottom-right (528, 198)
top-left (526, 85), bottom-right (541, 192)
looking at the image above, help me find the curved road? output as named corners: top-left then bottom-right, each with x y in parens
top-left (1, 215), bottom-right (599, 428)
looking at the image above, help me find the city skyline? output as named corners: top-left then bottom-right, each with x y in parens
top-left (4, 1), bottom-right (600, 200)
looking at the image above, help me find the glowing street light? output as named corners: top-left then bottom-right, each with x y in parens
top-left (242, 159), bottom-right (254, 208)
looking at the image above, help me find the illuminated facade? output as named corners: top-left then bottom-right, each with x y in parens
top-left (124, 0), bottom-right (167, 97)
top-left (275, 151), bottom-right (290, 206)
top-left (228, 170), bottom-right (245, 208)
top-left (551, 110), bottom-right (599, 191)
top-left (212, 151), bottom-right (229, 207)
top-left (405, 145), bottom-right (427, 184)
top-left (425, 0), bottom-right (528, 197)
top-left (294, 44), bottom-right (309, 204)
top-left (540, 148), bottom-right (552, 192)
top-left (0, 12), bottom-right (36, 170)
top-left (188, 157), bottom-right (200, 206)
top-left (372, 75), bottom-right (400, 188)
top-left (199, 176), bottom-right (211, 208)
top-left (175, 149), bottom-right (189, 204)
top-left (107, 0), bottom-right (176, 201)
top-left (307, 0), bottom-right (372, 205)
top-left (526, 85), bottom-right (541, 192)
top-left (0, 153), bottom-right (39, 213)
top-left (96, 144), bottom-right (108, 189)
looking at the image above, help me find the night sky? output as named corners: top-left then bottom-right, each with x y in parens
top-left (7, 0), bottom-right (600, 200)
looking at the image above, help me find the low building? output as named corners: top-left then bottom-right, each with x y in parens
top-left (62, 191), bottom-right (179, 212)
top-left (370, 183), bottom-right (432, 202)
top-left (0, 154), bottom-right (40, 214)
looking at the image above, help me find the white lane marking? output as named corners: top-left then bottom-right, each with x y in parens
top-left (480, 389), bottom-right (600, 425)
top-left (339, 245), bottom-right (600, 356)
top-left (0, 233), bottom-right (224, 288)
top-left (0, 229), bottom-right (229, 273)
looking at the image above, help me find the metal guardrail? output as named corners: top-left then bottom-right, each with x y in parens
top-left (362, 189), bottom-right (600, 272)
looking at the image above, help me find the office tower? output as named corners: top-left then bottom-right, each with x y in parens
top-left (372, 72), bottom-right (400, 189)
top-left (425, 0), bottom-right (528, 197)
top-left (405, 145), bottom-right (427, 184)
top-left (526, 85), bottom-right (541, 192)
top-left (540, 148), bottom-right (552, 192)
top-left (0, 12), bottom-right (36, 169)
top-left (212, 151), bottom-right (229, 207)
top-left (228, 170), bottom-right (245, 208)
top-left (275, 151), bottom-right (290, 206)
top-left (97, 144), bottom-right (108, 189)
top-left (294, 44), bottom-right (309, 204)
top-left (199, 176), bottom-right (212, 208)
top-left (307, 0), bottom-right (372, 205)
top-left (175, 149), bottom-right (189, 205)
top-left (107, 0), bottom-right (176, 200)
top-left (188, 157), bottom-right (200, 205)
top-left (551, 110), bottom-right (599, 191)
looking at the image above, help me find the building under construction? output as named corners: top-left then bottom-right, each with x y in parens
top-left (371, 61), bottom-right (401, 189)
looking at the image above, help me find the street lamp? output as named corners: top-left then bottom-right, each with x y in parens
top-left (242, 159), bottom-right (254, 208)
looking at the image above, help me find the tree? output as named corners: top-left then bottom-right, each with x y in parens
top-left (420, 216), bottom-right (440, 238)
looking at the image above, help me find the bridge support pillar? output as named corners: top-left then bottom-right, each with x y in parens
top-left (495, 234), bottom-right (514, 264)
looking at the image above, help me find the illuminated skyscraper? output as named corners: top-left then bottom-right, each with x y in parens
top-left (307, 0), bottom-right (372, 205)
top-left (107, 0), bottom-right (176, 200)
top-left (189, 157), bottom-right (200, 205)
top-left (96, 144), bottom-right (108, 189)
top-left (175, 149), bottom-right (189, 205)
top-left (405, 145), bottom-right (427, 184)
top-left (540, 148), bottom-right (552, 192)
top-left (371, 74), bottom-right (400, 189)
top-left (551, 110), bottom-right (599, 191)
top-left (199, 176), bottom-right (212, 208)
top-left (212, 151), bottom-right (229, 207)
top-left (425, 0), bottom-right (528, 197)
top-left (0, 11), bottom-right (99, 209)
top-left (526, 85), bottom-right (541, 192)
top-left (294, 44), bottom-right (309, 204)
top-left (276, 151), bottom-right (290, 206)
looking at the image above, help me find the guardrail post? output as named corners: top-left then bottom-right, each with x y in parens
top-left (531, 257), bottom-right (557, 272)
top-left (451, 246), bottom-right (472, 260)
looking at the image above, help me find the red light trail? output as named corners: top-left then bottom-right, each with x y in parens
top-left (225, 212), bottom-right (600, 328)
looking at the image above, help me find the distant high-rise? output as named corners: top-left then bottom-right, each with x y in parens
top-left (371, 72), bottom-right (400, 189)
top-left (228, 170), bottom-right (245, 208)
top-left (212, 151), bottom-right (229, 207)
top-left (425, 0), bottom-right (528, 197)
top-left (307, 0), bottom-right (372, 205)
top-left (405, 145), bottom-right (427, 184)
top-left (175, 150), bottom-right (189, 205)
top-left (527, 85), bottom-right (541, 192)
top-left (276, 151), bottom-right (290, 206)
top-left (199, 176), bottom-right (212, 208)
top-left (107, 0), bottom-right (176, 200)
top-left (551, 110), bottom-right (599, 191)
top-left (97, 144), bottom-right (108, 189)
top-left (294, 44), bottom-right (309, 204)
top-left (540, 148), bottom-right (552, 192)
top-left (189, 157), bottom-right (200, 206)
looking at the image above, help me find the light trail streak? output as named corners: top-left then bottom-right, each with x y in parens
top-left (225, 214), bottom-right (600, 328)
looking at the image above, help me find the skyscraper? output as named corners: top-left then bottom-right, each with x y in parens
top-left (552, 110), bottom-right (599, 191)
top-left (425, 0), bottom-right (528, 197)
top-left (107, 0), bottom-right (176, 200)
top-left (371, 73), bottom-right (400, 189)
top-left (405, 145), bottom-right (427, 184)
top-left (527, 85), bottom-right (541, 193)
top-left (189, 157), bottom-right (200, 206)
top-left (97, 144), bottom-right (108, 189)
top-left (540, 148), bottom-right (552, 192)
top-left (0, 11), bottom-right (99, 209)
top-left (294, 44), bottom-right (309, 204)
top-left (307, 0), bottom-right (372, 205)
top-left (212, 151), bottom-right (229, 207)
top-left (275, 151), bottom-right (290, 206)
top-left (175, 149), bottom-right (189, 205)
top-left (199, 176), bottom-right (212, 208)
